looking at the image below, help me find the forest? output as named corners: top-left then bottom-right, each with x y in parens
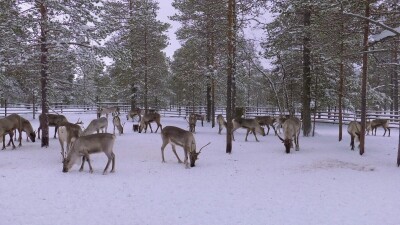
top-left (1, 0), bottom-right (400, 152)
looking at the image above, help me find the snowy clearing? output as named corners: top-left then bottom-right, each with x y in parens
top-left (0, 113), bottom-right (399, 225)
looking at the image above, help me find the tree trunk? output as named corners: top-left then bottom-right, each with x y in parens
top-left (338, 4), bottom-right (345, 142)
top-left (226, 0), bottom-right (236, 154)
top-left (360, 1), bottom-right (370, 155)
top-left (129, 0), bottom-right (137, 111)
top-left (39, 1), bottom-right (49, 147)
top-left (302, 6), bottom-right (312, 136)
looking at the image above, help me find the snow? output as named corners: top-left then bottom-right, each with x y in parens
top-left (1, 113), bottom-right (400, 225)
top-left (370, 26), bottom-right (400, 43)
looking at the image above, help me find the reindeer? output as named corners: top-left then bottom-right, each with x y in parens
top-left (139, 112), bottom-right (162, 133)
top-left (276, 117), bottom-right (301, 154)
top-left (126, 108), bottom-right (142, 121)
top-left (57, 119), bottom-right (84, 160)
top-left (187, 114), bottom-right (197, 133)
top-left (232, 118), bottom-right (266, 142)
top-left (97, 106), bottom-right (120, 119)
top-left (160, 126), bottom-right (210, 168)
top-left (216, 114), bottom-right (227, 134)
top-left (194, 114), bottom-right (205, 126)
top-left (366, 119), bottom-right (390, 137)
top-left (112, 115), bottom-right (125, 135)
top-left (62, 133), bottom-right (116, 175)
top-left (255, 116), bottom-right (277, 135)
top-left (0, 117), bottom-right (16, 150)
top-left (347, 121), bottom-right (361, 150)
top-left (4, 114), bottom-right (36, 147)
top-left (82, 117), bottom-right (108, 135)
top-left (38, 114), bottom-right (68, 139)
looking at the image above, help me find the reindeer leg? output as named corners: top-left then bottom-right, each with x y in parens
top-left (251, 128), bottom-right (259, 142)
top-left (161, 141), bottom-right (168, 163)
top-left (388, 127), bottom-right (390, 137)
top-left (110, 152), bottom-right (115, 173)
top-left (103, 152), bottom-right (113, 175)
top-left (183, 145), bottom-right (190, 168)
top-left (350, 136), bottom-right (354, 150)
top-left (2, 135), bottom-right (6, 150)
top-left (79, 156), bottom-right (86, 172)
top-left (383, 128), bottom-right (386, 136)
top-left (54, 126), bottom-right (58, 139)
top-left (9, 132), bottom-right (16, 149)
top-left (172, 144), bottom-right (183, 163)
top-left (266, 125), bottom-right (270, 135)
top-left (149, 123), bottom-right (153, 133)
top-left (84, 153), bottom-right (94, 173)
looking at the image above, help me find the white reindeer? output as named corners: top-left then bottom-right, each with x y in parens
top-left (82, 117), bottom-right (108, 135)
top-left (276, 117), bottom-right (301, 153)
top-left (347, 121), bottom-right (361, 150)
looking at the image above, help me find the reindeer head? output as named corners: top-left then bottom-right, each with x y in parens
top-left (29, 131), bottom-right (36, 142)
top-left (189, 142), bottom-right (211, 167)
top-left (277, 134), bottom-right (291, 154)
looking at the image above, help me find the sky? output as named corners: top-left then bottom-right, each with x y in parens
top-left (157, 0), bottom-right (181, 58)
top-left (157, 0), bottom-right (274, 68)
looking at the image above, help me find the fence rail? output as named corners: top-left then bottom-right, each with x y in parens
top-left (1, 103), bottom-right (399, 128)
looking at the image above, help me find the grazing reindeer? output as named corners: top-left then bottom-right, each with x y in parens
top-left (366, 119), bottom-right (390, 137)
top-left (160, 126), bottom-right (210, 168)
top-left (232, 118), bottom-right (266, 142)
top-left (38, 114), bottom-right (68, 139)
top-left (82, 117), bottom-right (108, 135)
top-left (276, 117), bottom-right (301, 154)
top-left (255, 116), bottom-right (277, 135)
top-left (126, 108), bottom-right (142, 121)
top-left (187, 114), bottom-right (197, 133)
top-left (139, 112), bottom-right (162, 133)
top-left (4, 114), bottom-right (36, 147)
top-left (62, 133), bottom-right (116, 175)
top-left (58, 119), bottom-right (84, 159)
top-left (0, 118), bottom-right (16, 150)
top-left (112, 115), bottom-right (125, 135)
top-left (216, 114), bottom-right (227, 134)
top-left (347, 121), bottom-right (361, 150)
top-left (97, 106), bottom-right (120, 119)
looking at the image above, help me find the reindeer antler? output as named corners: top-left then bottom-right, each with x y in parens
top-left (198, 142), bottom-right (211, 154)
top-left (75, 118), bottom-right (84, 125)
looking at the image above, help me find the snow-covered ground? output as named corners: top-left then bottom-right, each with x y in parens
top-left (0, 113), bottom-right (399, 225)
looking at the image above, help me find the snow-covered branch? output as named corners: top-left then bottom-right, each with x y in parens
top-left (343, 12), bottom-right (400, 44)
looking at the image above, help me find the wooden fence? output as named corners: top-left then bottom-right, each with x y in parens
top-left (1, 102), bottom-right (399, 128)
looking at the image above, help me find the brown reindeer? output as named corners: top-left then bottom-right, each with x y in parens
top-left (112, 115), bottom-right (125, 135)
top-left (4, 114), bottom-right (36, 147)
top-left (126, 108), bottom-right (142, 121)
top-left (0, 117), bottom-right (17, 150)
top-left (232, 118), bottom-right (266, 142)
top-left (38, 114), bottom-right (68, 139)
top-left (139, 112), bottom-right (162, 133)
top-left (366, 119), bottom-right (390, 137)
top-left (255, 116), bottom-right (277, 135)
top-left (187, 114), bottom-right (197, 133)
top-left (63, 133), bottom-right (116, 174)
top-left (160, 126), bottom-right (209, 168)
